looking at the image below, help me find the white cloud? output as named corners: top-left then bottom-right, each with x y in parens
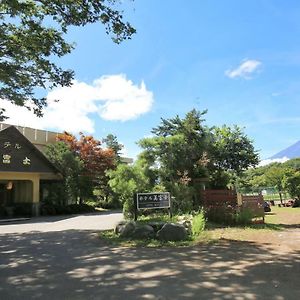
top-left (259, 157), bottom-right (289, 166)
top-left (0, 74), bottom-right (154, 133)
top-left (225, 59), bottom-right (262, 79)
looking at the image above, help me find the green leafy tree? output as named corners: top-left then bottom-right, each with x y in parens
top-left (139, 109), bottom-right (210, 186)
top-left (108, 163), bottom-right (150, 218)
top-left (103, 134), bottom-right (124, 163)
top-left (283, 171), bottom-right (300, 200)
top-left (210, 125), bottom-right (259, 186)
top-left (45, 142), bottom-right (84, 205)
top-left (265, 166), bottom-right (292, 204)
top-left (0, 0), bottom-right (135, 120)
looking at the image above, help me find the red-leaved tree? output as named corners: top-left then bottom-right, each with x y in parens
top-left (57, 132), bottom-right (116, 202)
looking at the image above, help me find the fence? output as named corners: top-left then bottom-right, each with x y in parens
top-left (201, 189), bottom-right (265, 223)
top-left (239, 194), bottom-right (265, 221)
top-left (201, 189), bottom-right (237, 207)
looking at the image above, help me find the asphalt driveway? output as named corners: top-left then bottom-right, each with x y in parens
top-left (0, 212), bottom-right (300, 300)
top-left (0, 211), bottom-right (123, 234)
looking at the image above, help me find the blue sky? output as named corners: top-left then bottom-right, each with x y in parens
top-left (3, 0), bottom-right (300, 160)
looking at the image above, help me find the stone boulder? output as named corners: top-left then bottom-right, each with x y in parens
top-left (114, 220), bottom-right (128, 235)
top-left (177, 220), bottom-right (192, 235)
top-left (131, 225), bottom-right (155, 239)
top-left (115, 221), bottom-right (136, 238)
top-left (157, 223), bottom-right (188, 241)
top-left (147, 221), bottom-right (166, 232)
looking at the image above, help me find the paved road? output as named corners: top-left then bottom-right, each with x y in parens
top-left (0, 211), bottom-right (123, 234)
top-left (1, 212), bottom-right (300, 300)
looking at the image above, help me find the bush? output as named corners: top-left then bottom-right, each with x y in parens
top-left (293, 199), bottom-right (300, 207)
top-left (123, 197), bottom-right (135, 219)
top-left (13, 203), bottom-right (33, 217)
top-left (204, 204), bottom-right (237, 225)
top-left (169, 183), bottom-right (195, 214)
top-left (192, 210), bottom-right (206, 236)
top-left (235, 208), bottom-right (254, 225)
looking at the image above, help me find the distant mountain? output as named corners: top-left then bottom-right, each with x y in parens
top-left (270, 140), bottom-right (300, 159)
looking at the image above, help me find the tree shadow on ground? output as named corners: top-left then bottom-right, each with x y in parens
top-left (0, 230), bottom-right (299, 300)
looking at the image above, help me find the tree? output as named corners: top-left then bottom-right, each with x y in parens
top-left (139, 109), bottom-right (210, 185)
top-left (103, 134), bottom-right (124, 163)
top-left (45, 141), bottom-right (84, 205)
top-left (265, 166), bottom-right (293, 204)
top-left (57, 132), bottom-right (116, 203)
top-left (0, 0), bottom-right (135, 120)
top-left (211, 125), bottom-right (259, 175)
top-left (58, 132), bottom-right (115, 177)
top-left (108, 163), bottom-right (151, 218)
top-left (283, 171), bottom-right (300, 200)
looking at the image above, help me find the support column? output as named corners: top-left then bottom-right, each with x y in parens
top-left (32, 176), bottom-right (40, 216)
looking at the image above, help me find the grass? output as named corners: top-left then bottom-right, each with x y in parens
top-left (263, 193), bottom-right (290, 201)
top-left (99, 207), bottom-right (300, 247)
top-left (99, 212), bottom-right (210, 247)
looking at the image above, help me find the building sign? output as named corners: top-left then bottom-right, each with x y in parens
top-left (0, 141), bottom-right (31, 166)
top-left (136, 192), bottom-right (171, 210)
top-left (0, 126), bottom-right (57, 173)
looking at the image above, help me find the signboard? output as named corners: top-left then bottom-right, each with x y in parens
top-left (0, 126), bottom-right (58, 173)
top-left (136, 192), bottom-right (171, 210)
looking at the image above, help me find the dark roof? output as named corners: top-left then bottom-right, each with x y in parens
top-left (0, 126), bottom-right (61, 175)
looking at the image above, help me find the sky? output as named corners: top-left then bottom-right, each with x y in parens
top-left (2, 0), bottom-right (300, 161)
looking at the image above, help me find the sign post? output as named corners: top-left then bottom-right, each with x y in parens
top-left (135, 192), bottom-right (172, 220)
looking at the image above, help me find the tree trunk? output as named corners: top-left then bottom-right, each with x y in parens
top-left (279, 191), bottom-right (283, 204)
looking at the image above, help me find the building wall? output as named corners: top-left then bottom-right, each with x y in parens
top-left (0, 123), bottom-right (59, 152)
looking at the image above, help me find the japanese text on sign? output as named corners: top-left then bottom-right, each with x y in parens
top-left (136, 192), bottom-right (171, 210)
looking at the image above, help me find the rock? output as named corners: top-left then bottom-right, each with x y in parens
top-left (177, 220), bottom-right (192, 234)
top-left (119, 221), bottom-right (136, 238)
top-left (114, 220), bottom-right (128, 235)
top-left (157, 223), bottom-right (188, 241)
top-left (147, 221), bottom-right (166, 232)
top-left (132, 225), bottom-right (155, 239)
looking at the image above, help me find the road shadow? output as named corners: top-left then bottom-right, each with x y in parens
top-left (0, 230), bottom-right (299, 299)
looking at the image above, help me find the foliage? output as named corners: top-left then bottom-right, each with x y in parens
top-left (167, 182), bottom-right (195, 214)
top-left (204, 205), bottom-right (255, 225)
top-left (57, 132), bottom-right (116, 202)
top-left (283, 171), bottom-right (300, 200)
top-left (204, 205), bottom-right (237, 225)
top-left (45, 141), bottom-right (84, 205)
top-left (192, 210), bottom-right (206, 236)
top-left (58, 132), bottom-right (115, 178)
top-left (108, 163), bottom-right (151, 218)
top-left (0, 0), bottom-right (135, 120)
top-left (138, 109), bottom-right (259, 207)
top-left (211, 125), bottom-right (259, 174)
top-left (103, 134), bottom-right (124, 163)
top-left (45, 132), bottom-right (116, 205)
top-left (139, 109), bottom-right (210, 186)
top-left (235, 208), bottom-right (254, 225)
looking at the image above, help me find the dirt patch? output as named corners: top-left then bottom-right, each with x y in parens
top-left (209, 207), bottom-right (300, 252)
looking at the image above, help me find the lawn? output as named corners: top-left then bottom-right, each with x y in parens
top-left (207, 206), bottom-right (300, 243)
top-left (99, 206), bottom-right (300, 247)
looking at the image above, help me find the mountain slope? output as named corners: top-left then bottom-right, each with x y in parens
top-left (270, 140), bottom-right (300, 159)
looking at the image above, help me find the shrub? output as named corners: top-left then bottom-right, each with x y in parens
top-left (204, 204), bottom-right (237, 225)
top-left (293, 199), bottom-right (300, 207)
top-left (169, 183), bottom-right (195, 214)
top-left (13, 203), bottom-right (33, 217)
top-left (192, 210), bottom-right (206, 236)
top-left (235, 208), bottom-right (254, 225)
